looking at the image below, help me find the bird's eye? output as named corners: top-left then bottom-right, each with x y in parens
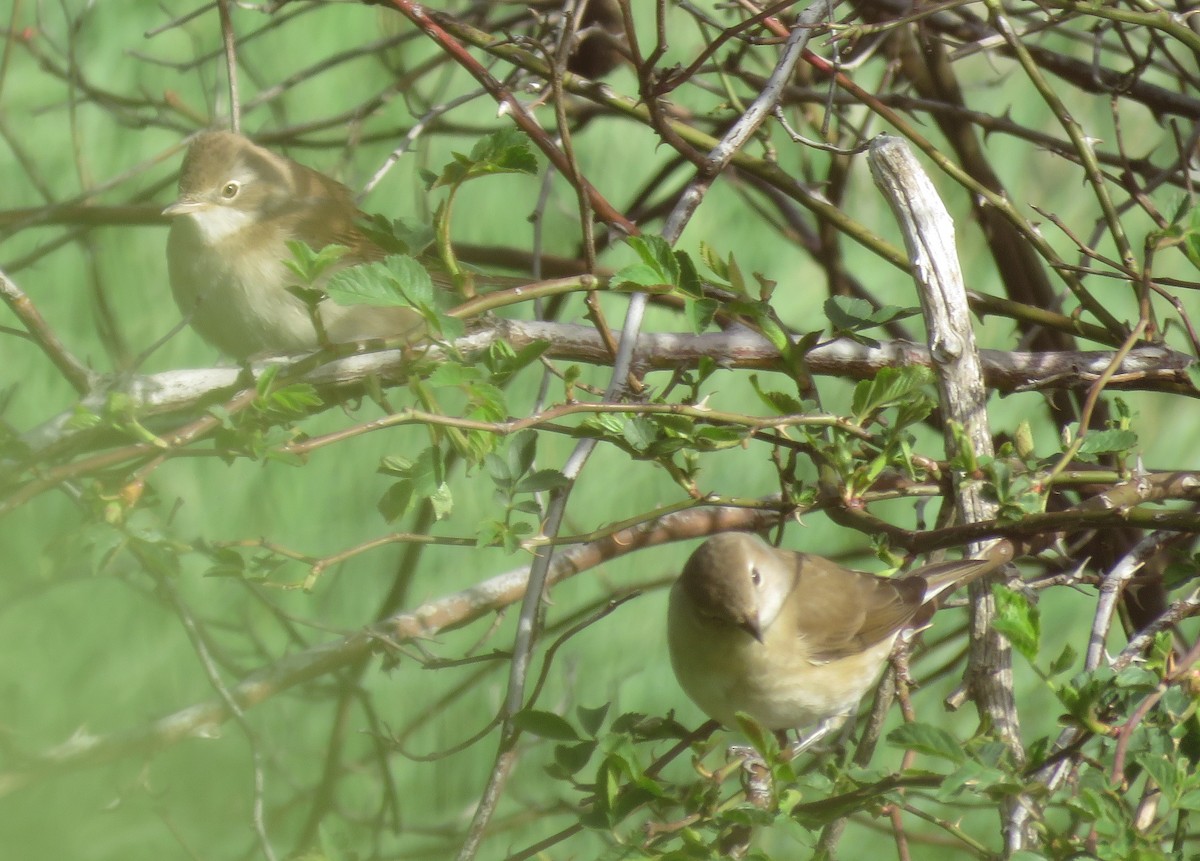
top-left (221, 181), bottom-right (240, 199)
top-left (750, 567), bottom-right (762, 586)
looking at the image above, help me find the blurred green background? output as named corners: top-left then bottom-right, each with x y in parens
top-left (2, 2), bottom-right (1195, 859)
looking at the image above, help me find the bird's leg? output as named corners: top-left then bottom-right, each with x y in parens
top-left (786, 717), bottom-right (841, 759)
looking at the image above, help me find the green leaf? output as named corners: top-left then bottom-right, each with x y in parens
top-left (508, 429), bottom-right (537, 479)
top-left (577, 703), bottom-right (611, 737)
top-left (326, 254), bottom-right (432, 308)
top-left (676, 250), bottom-right (703, 298)
top-left (754, 313), bottom-right (790, 353)
top-left (825, 296), bottom-right (919, 333)
top-left (428, 363), bottom-right (482, 387)
top-left (733, 712), bottom-right (779, 759)
top-left (484, 452), bottom-right (512, 484)
top-left (749, 374), bottom-right (806, 415)
top-left (991, 584), bottom-right (1040, 662)
top-left (466, 128), bottom-right (538, 174)
top-left (592, 755), bottom-right (623, 827)
top-left (356, 214), bottom-right (436, 257)
top-left (630, 234), bottom-right (678, 276)
top-left (382, 446), bottom-right (453, 520)
top-left (936, 759), bottom-right (1006, 800)
top-left (613, 235), bottom-right (680, 291)
top-left (1183, 204), bottom-right (1200, 269)
top-left (886, 722), bottom-right (966, 764)
top-left (851, 366), bottom-right (934, 423)
top-left (685, 425), bottom-right (742, 451)
top-left (484, 339), bottom-right (550, 383)
top-left (1135, 752), bottom-right (1179, 800)
top-left (283, 240), bottom-right (349, 284)
top-left (260, 382), bottom-right (322, 417)
top-left (377, 481), bottom-right (414, 523)
top-left (515, 469), bottom-right (569, 493)
top-left (430, 129), bottom-right (537, 187)
top-left (1077, 429), bottom-right (1137, 455)
top-left (825, 295), bottom-right (876, 330)
top-left (685, 296), bottom-right (719, 334)
top-left (699, 241), bottom-right (728, 281)
top-left (66, 404), bottom-right (102, 430)
top-left (1113, 665), bottom-right (1158, 689)
top-left (551, 740), bottom-right (597, 777)
top-left (1049, 643), bottom-right (1077, 677)
top-left (610, 712), bottom-right (692, 740)
top-left (378, 455), bottom-right (413, 476)
top-left (622, 416), bottom-right (655, 452)
top-left (513, 709), bottom-right (580, 741)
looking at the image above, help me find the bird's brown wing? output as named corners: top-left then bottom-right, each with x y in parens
top-left (789, 553), bottom-right (926, 662)
top-left (906, 548), bottom-right (1012, 598)
top-left (287, 161), bottom-right (387, 266)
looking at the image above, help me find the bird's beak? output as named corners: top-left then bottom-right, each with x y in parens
top-left (738, 619), bottom-right (765, 644)
top-left (162, 198), bottom-right (206, 217)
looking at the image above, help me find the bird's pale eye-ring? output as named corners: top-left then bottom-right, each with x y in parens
top-left (221, 181), bottom-right (240, 199)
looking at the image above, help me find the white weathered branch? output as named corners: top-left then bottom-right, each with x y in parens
top-left (869, 134), bottom-right (1027, 853)
top-left (17, 318), bottom-right (1193, 456)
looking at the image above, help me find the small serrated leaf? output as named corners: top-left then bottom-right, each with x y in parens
top-left (686, 297), bottom-right (718, 334)
top-left (622, 417), bottom-right (655, 452)
top-left (750, 374), bottom-right (805, 415)
top-left (1076, 429), bottom-right (1137, 455)
top-left (676, 250), bottom-right (702, 298)
top-left (577, 703), bottom-right (611, 737)
top-left (886, 722), bottom-right (966, 764)
top-left (513, 709), bottom-right (581, 741)
top-left (611, 263), bottom-right (668, 290)
top-left (553, 741), bottom-right (597, 776)
top-left (326, 255), bottom-right (431, 308)
top-left (508, 429), bottom-right (537, 478)
top-left (1049, 643), bottom-right (1077, 677)
top-left (377, 481), bottom-right (414, 522)
top-left (825, 295), bottom-right (875, 330)
top-left (991, 584), bottom-right (1040, 662)
top-left (699, 241), bottom-right (728, 280)
top-left (516, 469), bottom-right (569, 493)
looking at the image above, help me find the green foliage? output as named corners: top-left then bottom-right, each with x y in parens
top-left (378, 445), bottom-right (453, 522)
top-left (849, 365), bottom-right (934, 427)
top-left (824, 296), bottom-right (920, 346)
top-left (886, 722), bottom-right (967, 765)
top-left (1155, 198), bottom-right (1200, 271)
top-left (478, 430), bottom-right (567, 550)
top-left (992, 583), bottom-right (1041, 663)
top-left (283, 240), bottom-right (351, 285)
top-left (985, 455), bottom-right (1049, 521)
top-left (356, 215), bottom-right (437, 257)
top-left (424, 128), bottom-right (538, 189)
top-left (205, 365), bottom-right (322, 463)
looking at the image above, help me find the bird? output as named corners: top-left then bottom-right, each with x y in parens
top-left (667, 532), bottom-right (1014, 752)
top-left (163, 129), bottom-right (424, 359)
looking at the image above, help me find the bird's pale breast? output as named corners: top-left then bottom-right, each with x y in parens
top-left (667, 580), bottom-right (894, 731)
top-left (168, 218), bottom-right (324, 357)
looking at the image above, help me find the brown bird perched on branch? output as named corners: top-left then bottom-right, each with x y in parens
top-left (667, 532), bottom-right (1014, 751)
top-left (163, 130), bottom-right (423, 359)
